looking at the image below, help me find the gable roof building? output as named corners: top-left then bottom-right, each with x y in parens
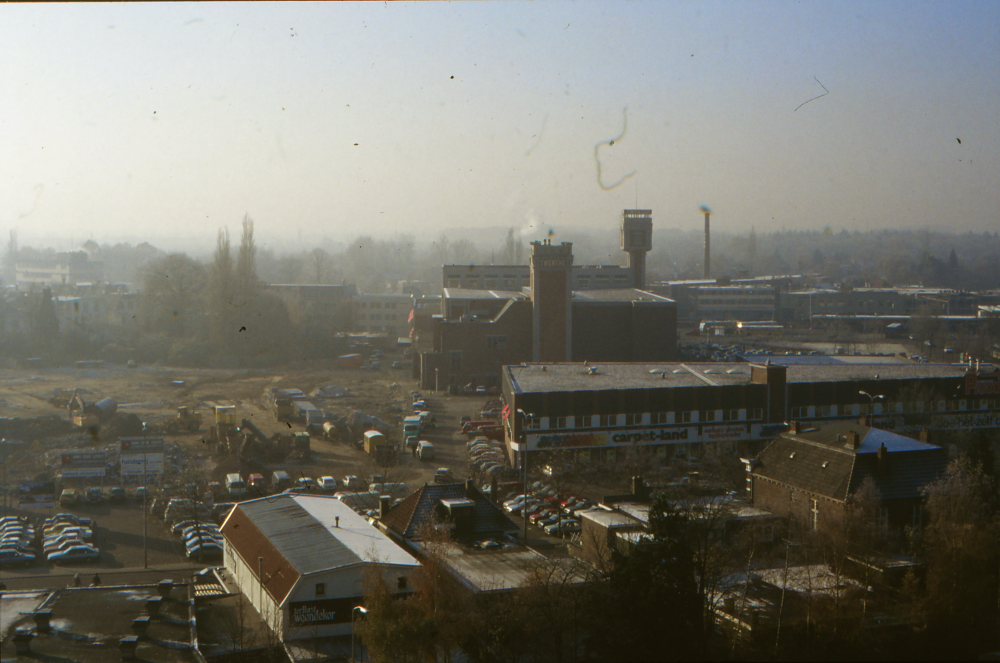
top-left (220, 494), bottom-right (419, 640)
top-left (381, 480), bottom-right (521, 541)
top-left (745, 421), bottom-right (948, 533)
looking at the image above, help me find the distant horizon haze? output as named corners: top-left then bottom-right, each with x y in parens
top-left (2, 2), bottom-right (998, 246)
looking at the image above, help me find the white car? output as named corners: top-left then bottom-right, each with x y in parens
top-left (319, 476), bottom-right (339, 491)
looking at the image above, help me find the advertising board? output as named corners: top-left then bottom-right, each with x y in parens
top-left (60, 451), bottom-right (106, 478)
top-left (120, 437), bottom-right (165, 477)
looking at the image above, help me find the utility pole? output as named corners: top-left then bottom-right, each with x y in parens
top-left (143, 450), bottom-right (148, 569)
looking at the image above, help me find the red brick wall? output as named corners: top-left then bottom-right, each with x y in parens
top-left (751, 475), bottom-right (845, 533)
top-left (536, 270), bottom-right (568, 362)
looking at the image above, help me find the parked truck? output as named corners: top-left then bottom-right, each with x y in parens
top-left (363, 430), bottom-right (388, 455)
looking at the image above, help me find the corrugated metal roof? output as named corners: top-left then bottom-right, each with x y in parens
top-left (223, 494), bottom-right (418, 605)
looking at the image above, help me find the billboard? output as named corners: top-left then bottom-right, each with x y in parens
top-left (120, 437), bottom-right (165, 477)
top-left (60, 451), bottom-right (106, 478)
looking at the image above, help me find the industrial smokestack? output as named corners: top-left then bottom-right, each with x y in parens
top-left (701, 206), bottom-right (711, 279)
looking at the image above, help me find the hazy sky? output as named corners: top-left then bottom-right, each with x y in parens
top-left (2, 1), bottom-right (998, 250)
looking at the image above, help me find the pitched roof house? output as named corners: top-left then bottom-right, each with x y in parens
top-left (381, 480), bottom-right (521, 541)
top-left (745, 421), bottom-right (948, 533)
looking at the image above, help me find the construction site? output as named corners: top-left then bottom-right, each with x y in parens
top-left (0, 358), bottom-right (489, 575)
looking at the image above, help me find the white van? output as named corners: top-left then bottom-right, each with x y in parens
top-left (417, 441), bottom-right (435, 462)
top-left (225, 473), bottom-right (247, 497)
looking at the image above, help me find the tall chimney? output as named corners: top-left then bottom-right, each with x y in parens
top-left (702, 206), bottom-right (711, 279)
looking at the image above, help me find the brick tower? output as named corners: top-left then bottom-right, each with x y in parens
top-left (530, 240), bottom-right (574, 362)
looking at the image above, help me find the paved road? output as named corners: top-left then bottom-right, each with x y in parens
top-left (0, 562), bottom-right (204, 591)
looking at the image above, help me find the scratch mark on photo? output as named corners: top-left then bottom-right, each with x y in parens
top-left (594, 107), bottom-right (636, 191)
top-left (525, 114), bottom-right (548, 157)
top-left (794, 76), bottom-right (829, 112)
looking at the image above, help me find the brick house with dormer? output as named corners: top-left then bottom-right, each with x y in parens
top-left (744, 421), bottom-right (948, 534)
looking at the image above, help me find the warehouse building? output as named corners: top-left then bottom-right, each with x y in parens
top-left (220, 494), bottom-right (420, 641)
top-left (500, 357), bottom-right (998, 467)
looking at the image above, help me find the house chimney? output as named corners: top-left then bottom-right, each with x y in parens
top-left (919, 429), bottom-right (931, 445)
top-left (632, 476), bottom-right (647, 500)
top-left (335, 516), bottom-right (340, 528)
top-left (791, 420), bottom-right (801, 434)
top-left (490, 474), bottom-right (499, 503)
top-left (465, 478), bottom-right (475, 498)
top-left (844, 431), bottom-right (860, 450)
top-left (379, 496), bottom-right (391, 521)
top-left (877, 442), bottom-right (888, 475)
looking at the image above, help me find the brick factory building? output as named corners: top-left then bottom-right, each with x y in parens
top-left (419, 210), bottom-right (677, 392)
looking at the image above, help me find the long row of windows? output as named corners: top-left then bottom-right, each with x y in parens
top-left (525, 409), bottom-right (766, 431)
top-left (789, 399), bottom-right (1000, 420)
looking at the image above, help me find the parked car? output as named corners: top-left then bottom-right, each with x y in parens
top-left (185, 539), bottom-right (223, 559)
top-left (109, 487), bottom-right (126, 503)
top-left (530, 509), bottom-right (556, 524)
top-left (296, 477), bottom-right (317, 490)
top-left (472, 539), bottom-right (502, 551)
top-left (45, 514), bottom-right (90, 528)
top-left (544, 519), bottom-right (580, 536)
top-left (43, 538), bottom-right (90, 555)
top-left (135, 487), bottom-right (150, 501)
top-left (319, 476), bottom-right (339, 491)
top-left (0, 550), bottom-right (35, 567)
top-left (0, 544), bottom-right (37, 559)
top-left (48, 545), bottom-right (100, 565)
top-left (59, 489), bottom-right (80, 506)
top-left (86, 487), bottom-right (103, 503)
top-left (248, 474), bottom-right (266, 492)
top-left (171, 520), bottom-right (200, 535)
top-left (342, 476), bottom-right (365, 491)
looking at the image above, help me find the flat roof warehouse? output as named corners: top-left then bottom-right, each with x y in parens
top-left (505, 360), bottom-right (969, 394)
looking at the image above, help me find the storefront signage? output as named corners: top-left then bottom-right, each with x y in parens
top-left (702, 424), bottom-right (750, 442)
top-left (531, 427), bottom-right (698, 450)
top-left (534, 431), bottom-right (612, 449)
top-left (289, 598), bottom-right (358, 627)
top-left (932, 412), bottom-right (1000, 430)
top-left (965, 372), bottom-right (1000, 397)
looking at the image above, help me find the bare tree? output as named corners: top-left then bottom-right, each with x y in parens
top-left (309, 248), bottom-right (329, 284)
top-left (236, 214), bottom-right (259, 304)
top-left (139, 253), bottom-right (207, 337)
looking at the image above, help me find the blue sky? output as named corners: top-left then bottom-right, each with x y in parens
top-left (2, 1), bottom-right (998, 250)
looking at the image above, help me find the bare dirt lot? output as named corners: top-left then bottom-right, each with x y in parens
top-left (0, 359), bottom-right (498, 578)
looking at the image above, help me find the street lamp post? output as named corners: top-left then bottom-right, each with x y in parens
top-left (516, 409), bottom-right (533, 542)
top-left (352, 605), bottom-right (368, 662)
top-left (858, 391), bottom-right (884, 427)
